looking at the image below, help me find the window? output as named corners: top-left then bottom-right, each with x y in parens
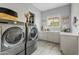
top-left (47, 16), bottom-right (60, 28)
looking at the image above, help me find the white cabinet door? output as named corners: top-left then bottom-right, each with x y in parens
top-left (60, 35), bottom-right (78, 55)
top-left (47, 32), bottom-right (60, 43)
top-left (78, 36), bottom-right (79, 55)
top-left (38, 32), bottom-right (47, 40)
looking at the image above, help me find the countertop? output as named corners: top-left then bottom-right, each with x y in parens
top-left (39, 31), bottom-right (79, 36)
top-left (60, 32), bottom-right (78, 36)
top-left (39, 31), bottom-right (60, 32)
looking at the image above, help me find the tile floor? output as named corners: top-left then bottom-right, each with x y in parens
top-left (32, 40), bottom-right (62, 55)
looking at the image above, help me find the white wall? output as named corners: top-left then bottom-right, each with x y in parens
top-left (71, 3), bottom-right (79, 33)
top-left (41, 4), bottom-right (71, 32)
top-left (0, 3), bottom-right (41, 31)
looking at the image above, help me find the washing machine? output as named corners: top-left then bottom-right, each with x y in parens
top-left (0, 20), bottom-right (25, 55)
top-left (26, 25), bottom-right (38, 55)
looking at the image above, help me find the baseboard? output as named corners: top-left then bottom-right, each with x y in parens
top-left (38, 39), bottom-right (60, 45)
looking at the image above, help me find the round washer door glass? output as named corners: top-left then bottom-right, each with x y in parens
top-left (2, 27), bottom-right (23, 44)
top-left (30, 27), bottom-right (38, 38)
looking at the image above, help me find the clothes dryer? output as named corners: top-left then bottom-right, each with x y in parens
top-left (0, 20), bottom-right (25, 55)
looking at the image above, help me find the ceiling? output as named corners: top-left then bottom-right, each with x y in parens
top-left (32, 3), bottom-right (70, 11)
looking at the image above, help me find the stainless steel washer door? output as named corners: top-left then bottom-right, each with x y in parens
top-left (2, 27), bottom-right (24, 47)
top-left (29, 27), bottom-right (38, 40)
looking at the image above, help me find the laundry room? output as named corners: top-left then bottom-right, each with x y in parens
top-left (0, 3), bottom-right (79, 55)
top-left (0, 3), bottom-right (41, 55)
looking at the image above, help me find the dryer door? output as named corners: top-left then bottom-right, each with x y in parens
top-left (29, 27), bottom-right (38, 41)
top-left (2, 27), bottom-right (24, 47)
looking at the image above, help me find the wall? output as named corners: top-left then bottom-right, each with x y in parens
top-left (0, 3), bottom-right (41, 31)
top-left (71, 3), bottom-right (79, 33)
top-left (41, 4), bottom-right (71, 32)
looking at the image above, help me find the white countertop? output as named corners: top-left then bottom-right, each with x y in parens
top-left (39, 31), bottom-right (60, 32)
top-left (39, 31), bottom-right (79, 36)
top-left (60, 32), bottom-right (78, 36)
